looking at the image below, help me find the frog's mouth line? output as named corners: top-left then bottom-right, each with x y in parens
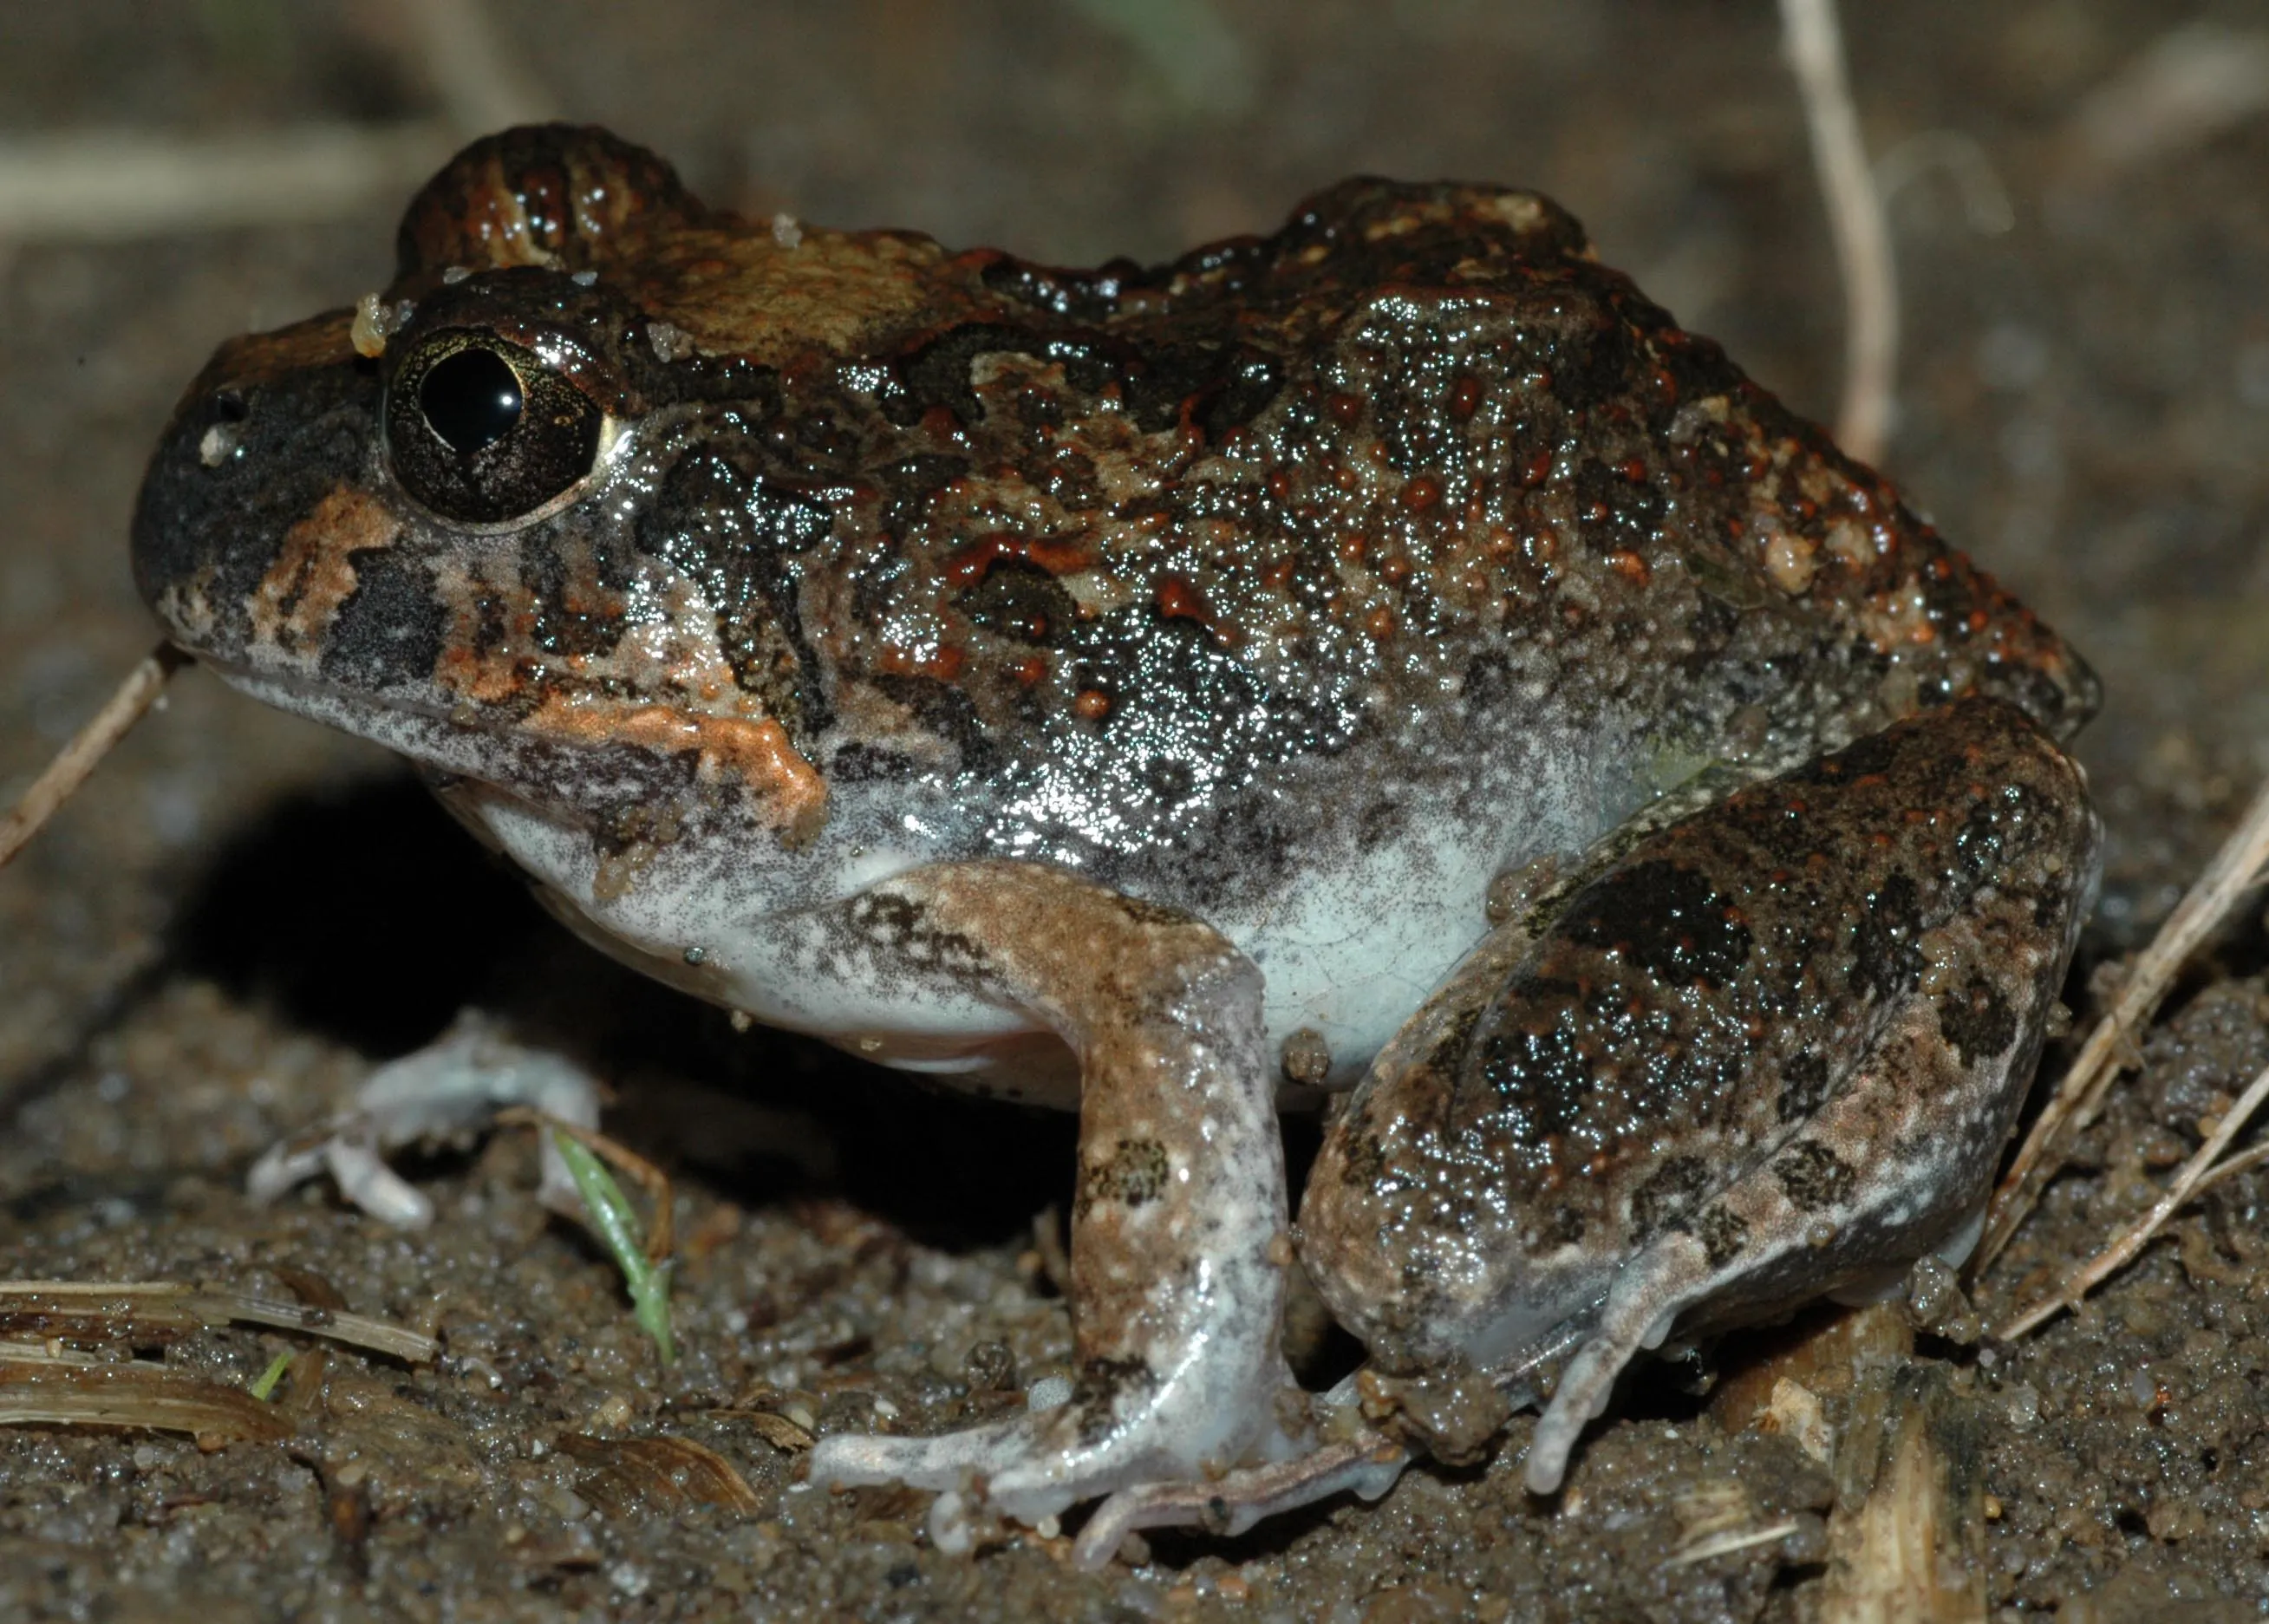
top-left (200, 658), bottom-right (827, 845)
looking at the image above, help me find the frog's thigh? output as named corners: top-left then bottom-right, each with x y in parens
top-left (1525, 736), bottom-right (2094, 1493)
top-left (805, 860), bottom-right (1296, 1534)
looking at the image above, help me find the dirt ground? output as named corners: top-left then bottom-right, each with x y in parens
top-left (3, 2), bottom-right (2268, 1619)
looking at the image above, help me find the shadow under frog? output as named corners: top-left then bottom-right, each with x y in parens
top-left (130, 125), bottom-right (2100, 1564)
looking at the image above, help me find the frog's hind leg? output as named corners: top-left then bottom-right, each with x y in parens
top-left (1524, 877), bottom-right (2089, 1493)
top-left (805, 861), bottom-right (1301, 1539)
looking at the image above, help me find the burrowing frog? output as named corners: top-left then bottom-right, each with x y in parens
top-left (132, 125), bottom-right (2099, 1559)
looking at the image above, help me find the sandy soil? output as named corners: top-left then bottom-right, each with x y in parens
top-left (3, 3), bottom-right (2266, 1618)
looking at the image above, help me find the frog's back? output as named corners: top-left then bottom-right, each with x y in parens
top-left (738, 167), bottom-right (2098, 910)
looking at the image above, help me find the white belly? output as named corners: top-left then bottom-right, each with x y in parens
top-left (444, 779), bottom-right (1503, 1108)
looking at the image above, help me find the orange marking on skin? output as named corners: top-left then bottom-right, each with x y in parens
top-left (877, 642), bottom-right (964, 681)
top-left (1025, 535), bottom-right (1093, 575)
top-left (248, 486), bottom-right (401, 659)
top-left (943, 532), bottom-right (1092, 586)
top-left (524, 700), bottom-right (829, 844)
top-left (1155, 574), bottom-right (1207, 623)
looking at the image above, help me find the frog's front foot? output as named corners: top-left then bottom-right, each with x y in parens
top-left (812, 1366), bottom-right (1314, 1561)
top-left (1052, 1382), bottom-right (1411, 1568)
top-left (802, 860), bottom-right (1301, 1562)
top-left (245, 1012), bottom-right (601, 1226)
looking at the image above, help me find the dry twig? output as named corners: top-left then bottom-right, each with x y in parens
top-left (0, 644), bottom-right (184, 871)
top-left (1994, 1058), bottom-right (2269, 1339)
top-left (0, 1279), bottom-right (438, 1364)
top-left (1977, 771), bottom-right (2269, 1271)
top-left (1779, 0), bottom-right (1899, 465)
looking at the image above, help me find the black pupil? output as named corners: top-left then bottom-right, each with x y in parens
top-left (421, 347), bottom-right (524, 455)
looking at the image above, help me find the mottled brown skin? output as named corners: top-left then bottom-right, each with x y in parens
top-left (130, 127), bottom-right (2102, 1556)
top-left (1302, 698), bottom-right (2096, 1371)
top-left (136, 127), bottom-right (2094, 919)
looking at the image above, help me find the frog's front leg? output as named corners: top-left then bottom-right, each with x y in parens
top-left (805, 860), bottom-right (1299, 1544)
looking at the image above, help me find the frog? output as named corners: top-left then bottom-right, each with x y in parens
top-left (129, 124), bottom-right (2100, 1564)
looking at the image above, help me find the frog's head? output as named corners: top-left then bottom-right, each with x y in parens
top-left (132, 125), bottom-right (870, 852)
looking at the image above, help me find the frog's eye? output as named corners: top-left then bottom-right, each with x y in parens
top-left (386, 332), bottom-right (603, 524)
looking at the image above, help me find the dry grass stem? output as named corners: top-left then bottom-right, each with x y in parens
top-left (0, 1280), bottom-right (438, 1364)
top-left (1994, 1058), bottom-right (2269, 1340)
top-left (2065, 22), bottom-right (2269, 174)
top-left (0, 1357), bottom-right (291, 1445)
top-left (1779, 0), bottom-right (1898, 464)
top-left (393, 0), bottom-right (555, 133)
top-left (0, 644), bottom-right (184, 871)
top-left (1664, 1519), bottom-right (1802, 1568)
top-left (1978, 768), bottom-right (2269, 1271)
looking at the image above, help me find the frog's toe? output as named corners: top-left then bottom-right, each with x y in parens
top-left (245, 1013), bottom-right (601, 1225)
top-left (809, 1407), bottom-right (1120, 1542)
top-left (811, 1371), bottom-right (1308, 1558)
top-left (1069, 1434), bottom-right (1409, 1569)
top-left (1521, 1249), bottom-right (1695, 1495)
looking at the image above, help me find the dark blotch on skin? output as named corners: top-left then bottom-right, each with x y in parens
top-left (873, 675), bottom-right (1001, 777)
top-left (1543, 1204), bottom-right (1588, 1246)
top-left (1083, 1138), bottom-right (1170, 1212)
top-left (1692, 1203), bottom-right (1750, 1269)
top-left (1774, 1140), bottom-right (1856, 1211)
top-left (1556, 858), bottom-right (1754, 989)
top-left (1776, 1049), bottom-right (1831, 1123)
top-left (1849, 871), bottom-right (1924, 1003)
top-left (1072, 1356), bottom-right (1155, 1445)
top-left (320, 549), bottom-right (446, 688)
top-left (1477, 1020), bottom-right (1594, 1139)
top-left (635, 445), bottom-right (828, 734)
top-left (875, 453), bottom-right (968, 539)
top-left (845, 891), bottom-right (988, 981)
top-left (960, 559), bottom-right (1075, 646)
top-left (1629, 1155), bottom-right (1712, 1240)
top-left (1937, 973), bottom-right (2019, 1065)
top-left (894, 323), bottom-right (1046, 425)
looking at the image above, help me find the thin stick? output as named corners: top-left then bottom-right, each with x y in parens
top-left (1994, 1058), bottom-right (2269, 1339)
top-left (1977, 771), bottom-right (2269, 1271)
top-left (0, 643), bottom-right (185, 871)
top-left (1780, 0), bottom-right (1899, 465)
top-left (2189, 1137), bottom-right (2269, 1200)
top-left (1666, 1519), bottom-right (1803, 1568)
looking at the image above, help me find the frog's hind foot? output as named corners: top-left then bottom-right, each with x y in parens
top-left (1068, 1432), bottom-right (1409, 1569)
top-left (245, 1012), bottom-right (601, 1227)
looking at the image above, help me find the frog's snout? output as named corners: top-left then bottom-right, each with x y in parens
top-left (131, 317), bottom-right (382, 669)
